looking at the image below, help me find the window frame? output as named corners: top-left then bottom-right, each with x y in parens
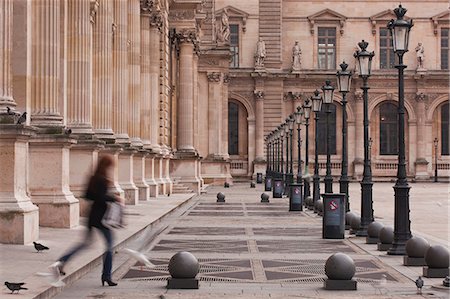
top-left (317, 27), bottom-right (337, 70)
top-left (441, 28), bottom-right (449, 70)
top-left (229, 24), bottom-right (240, 68)
top-left (441, 102), bottom-right (449, 155)
top-left (379, 27), bottom-right (396, 69)
top-left (228, 101), bottom-right (239, 155)
top-left (379, 102), bottom-right (398, 156)
top-left (317, 103), bottom-right (337, 155)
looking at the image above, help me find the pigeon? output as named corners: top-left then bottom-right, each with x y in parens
top-left (415, 276), bottom-right (424, 294)
top-left (64, 128), bottom-right (72, 135)
top-left (123, 248), bottom-right (155, 270)
top-left (16, 112), bottom-right (26, 124)
top-left (6, 106), bottom-right (15, 115)
top-left (33, 241), bottom-right (49, 252)
top-left (250, 182), bottom-right (255, 188)
top-left (4, 282), bottom-right (28, 294)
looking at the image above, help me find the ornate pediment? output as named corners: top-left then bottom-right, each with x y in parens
top-left (307, 9), bottom-right (347, 35)
top-left (215, 6), bottom-right (249, 32)
top-left (369, 10), bottom-right (397, 35)
top-left (432, 10), bottom-right (450, 35)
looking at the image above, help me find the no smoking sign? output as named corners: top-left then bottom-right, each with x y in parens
top-left (329, 200), bottom-right (338, 211)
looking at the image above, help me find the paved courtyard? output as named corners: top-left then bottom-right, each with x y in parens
top-left (52, 182), bottom-right (449, 299)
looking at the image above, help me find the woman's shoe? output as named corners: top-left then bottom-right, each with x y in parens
top-left (49, 261), bottom-right (66, 276)
top-left (101, 278), bottom-right (118, 286)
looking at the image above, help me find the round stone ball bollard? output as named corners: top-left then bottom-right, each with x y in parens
top-left (324, 252), bottom-right (357, 290)
top-left (423, 245), bottom-right (450, 278)
top-left (345, 212), bottom-right (357, 230)
top-left (350, 216), bottom-right (361, 235)
top-left (216, 192), bottom-right (225, 203)
top-left (366, 221), bottom-right (384, 244)
top-left (316, 199), bottom-right (323, 216)
top-left (224, 182), bottom-right (230, 188)
top-left (167, 251), bottom-right (200, 289)
top-left (250, 182), bottom-right (256, 188)
top-left (404, 237), bottom-right (430, 266)
top-left (260, 193), bottom-right (270, 203)
top-left (377, 226), bottom-right (394, 251)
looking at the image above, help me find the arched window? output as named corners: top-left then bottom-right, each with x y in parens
top-left (380, 102), bottom-right (398, 155)
top-left (228, 102), bottom-right (239, 155)
top-left (442, 102), bottom-right (449, 155)
top-left (317, 104), bottom-right (336, 155)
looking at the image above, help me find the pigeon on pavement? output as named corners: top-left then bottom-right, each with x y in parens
top-left (124, 248), bottom-right (155, 269)
top-left (415, 276), bottom-right (424, 294)
top-left (16, 112), bottom-right (26, 124)
top-left (4, 282), bottom-right (28, 294)
top-left (33, 241), bottom-right (49, 252)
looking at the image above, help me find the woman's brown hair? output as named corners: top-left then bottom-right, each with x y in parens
top-left (94, 154), bottom-right (115, 178)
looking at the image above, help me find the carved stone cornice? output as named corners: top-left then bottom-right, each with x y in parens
top-left (90, 0), bottom-right (99, 24)
top-left (254, 90), bottom-right (265, 100)
top-left (207, 72), bottom-right (221, 82)
top-left (169, 10), bottom-right (195, 22)
top-left (140, 0), bottom-right (155, 14)
top-left (149, 11), bottom-right (163, 31)
top-left (173, 29), bottom-right (198, 45)
top-left (283, 92), bottom-right (303, 101)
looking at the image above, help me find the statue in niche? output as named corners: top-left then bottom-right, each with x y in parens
top-left (292, 41), bottom-right (302, 72)
top-left (415, 43), bottom-right (425, 70)
top-left (254, 38), bottom-right (266, 68)
top-left (216, 8), bottom-right (230, 44)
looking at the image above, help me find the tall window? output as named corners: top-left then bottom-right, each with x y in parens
top-left (228, 102), bottom-right (239, 155)
top-left (441, 102), bottom-right (449, 155)
top-left (380, 28), bottom-right (395, 69)
top-left (317, 104), bottom-right (336, 155)
top-left (230, 24), bottom-right (239, 68)
top-left (380, 103), bottom-right (398, 155)
top-left (441, 28), bottom-right (449, 70)
top-left (318, 27), bottom-right (336, 70)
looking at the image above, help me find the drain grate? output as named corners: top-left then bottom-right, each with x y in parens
top-left (152, 239), bottom-right (249, 253)
top-left (257, 240), bottom-right (356, 253)
top-left (187, 211), bottom-right (245, 217)
top-left (253, 227), bottom-right (321, 236)
top-left (168, 227), bottom-right (246, 236)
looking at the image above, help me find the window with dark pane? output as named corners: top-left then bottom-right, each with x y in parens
top-left (380, 28), bottom-right (395, 69)
top-left (228, 102), bottom-right (239, 155)
top-left (230, 24), bottom-right (239, 68)
top-left (318, 27), bottom-right (336, 70)
top-left (441, 28), bottom-right (449, 70)
top-left (441, 102), bottom-right (449, 155)
top-left (380, 103), bottom-right (398, 155)
top-left (317, 104), bottom-right (336, 155)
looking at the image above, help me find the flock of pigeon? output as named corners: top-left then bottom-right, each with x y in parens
top-left (6, 107), bottom-right (26, 124)
top-left (4, 241), bottom-right (155, 294)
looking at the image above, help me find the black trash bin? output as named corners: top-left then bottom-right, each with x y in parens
top-left (264, 176), bottom-right (272, 191)
top-left (272, 178), bottom-right (283, 198)
top-left (256, 173), bottom-right (263, 184)
top-left (322, 193), bottom-right (346, 239)
top-left (289, 183), bottom-right (303, 211)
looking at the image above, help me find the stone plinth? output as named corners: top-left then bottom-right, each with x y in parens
top-left (404, 256), bottom-right (427, 266)
top-left (423, 267), bottom-right (449, 278)
top-left (414, 159), bottom-right (430, 181)
top-left (167, 278), bottom-right (199, 289)
top-left (252, 160), bottom-right (266, 180)
top-left (29, 134), bottom-right (79, 228)
top-left (170, 152), bottom-right (201, 194)
top-left (0, 125), bottom-right (39, 244)
top-left (144, 153), bottom-right (159, 197)
top-left (133, 150), bottom-right (149, 201)
top-left (324, 279), bottom-right (357, 290)
top-left (160, 157), bottom-right (173, 195)
top-left (201, 156), bottom-right (232, 185)
top-left (118, 147), bottom-right (139, 205)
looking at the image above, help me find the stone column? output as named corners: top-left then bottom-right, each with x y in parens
top-left (149, 12), bottom-right (162, 152)
top-left (253, 90), bottom-right (266, 177)
top-left (177, 30), bottom-right (196, 152)
top-left (112, 0), bottom-right (129, 142)
top-left (415, 93), bottom-right (429, 179)
top-left (66, 0), bottom-right (93, 134)
top-left (93, 0), bottom-right (114, 141)
top-left (222, 74), bottom-right (230, 158)
top-left (207, 72), bottom-right (222, 155)
top-left (353, 91), bottom-right (364, 179)
top-left (140, 10), bottom-right (151, 147)
top-left (0, 0), bottom-right (39, 244)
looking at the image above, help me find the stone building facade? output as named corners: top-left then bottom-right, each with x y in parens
top-left (0, 0), bottom-right (448, 244)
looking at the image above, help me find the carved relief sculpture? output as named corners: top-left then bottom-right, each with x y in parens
top-left (216, 8), bottom-right (230, 45)
top-left (254, 38), bottom-right (266, 68)
top-left (291, 41), bottom-right (302, 72)
top-left (415, 42), bottom-right (425, 70)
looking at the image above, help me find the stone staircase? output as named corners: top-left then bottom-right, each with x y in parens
top-left (171, 177), bottom-right (194, 194)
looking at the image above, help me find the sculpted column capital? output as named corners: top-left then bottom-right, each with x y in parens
top-left (90, 0), bottom-right (99, 24)
top-left (207, 72), bottom-right (221, 82)
top-left (223, 73), bottom-right (230, 84)
top-left (415, 92), bottom-right (428, 102)
top-left (174, 29), bottom-right (198, 45)
top-left (149, 11), bottom-right (163, 31)
top-left (140, 0), bottom-right (155, 14)
top-left (254, 90), bottom-right (265, 100)
top-left (354, 91), bottom-right (363, 101)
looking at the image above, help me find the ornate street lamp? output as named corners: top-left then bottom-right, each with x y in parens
top-left (354, 40), bottom-right (375, 237)
top-left (302, 98), bottom-right (312, 201)
top-left (387, 4), bottom-right (413, 255)
top-left (294, 106), bottom-right (304, 184)
top-left (288, 115), bottom-right (295, 181)
top-left (284, 119), bottom-right (291, 195)
top-left (311, 90), bottom-right (323, 212)
top-left (434, 138), bottom-right (439, 182)
top-left (321, 80), bottom-right (335, 194)
top-left (337, 61), bottom-right (352, 212)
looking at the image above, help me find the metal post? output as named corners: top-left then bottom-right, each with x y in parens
top-left (313, 112), bottom-right (321, 212)
top-left (297, 124), bottom-right (302, 183)
top-left (324, 104), bottom-right (333, 193)
top-left (339, 92), bottom-right (350, 212)
top-left (434, 138), bottom-right (438, 182)
top-left (304, 117), bottom-right (311, 198)
top-left (357, 76), bottom-right (374, 237)
top-left (284, 130), bottom-right (290, 195)
top-left (388, 53), bottom-right (411, 255)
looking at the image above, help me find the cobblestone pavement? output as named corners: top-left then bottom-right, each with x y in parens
top-left (55, 182), bottom-right (450, 299)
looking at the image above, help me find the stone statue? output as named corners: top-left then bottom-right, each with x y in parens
top-left (216, 8), bottom-right (230, 44)
top-left (415, 43), bottom-right (425, 69)
top-left (292, 41), bottom-right (302, 71)
top-left (255, 38), bottom-right (266, 68)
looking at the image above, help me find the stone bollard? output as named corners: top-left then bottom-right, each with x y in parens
top-left (377, 227), bottom-right (394, 251)
top-left (216, 192), bottom-right (225, 203)
top-left (345, 212), bottom-right (357, 230)
top-left (256, 173), bottom-right (263, 184)
top-left (443, 276), bottom-right (450, 287)
top-left (261, 193), bottom-right (270, 203)
top-left (423, 245), bottom-right (450, 278)
top-left (316, 199), bottom-right (324, 216)
top-left (324, 252), bottom-right (357, 290)
top-left (167, 251), bottom-right (199, 289)
top-left (224, 182), bottom-right (230, 188)
top-left (366, 221), bottom-right (384, 244)
top-left (350, 216), bottom-right (361, 235)
top-left (250, 182), bottom-right (256, 188)
top-left (404, 237), bottom-right (430, 266)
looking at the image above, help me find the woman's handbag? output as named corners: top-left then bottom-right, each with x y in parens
top-left (102, 201), bottom-right (124, 229)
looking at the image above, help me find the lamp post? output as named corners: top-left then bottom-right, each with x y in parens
top-left (311, 90), bottom-right (323, 211)
top-left (387, 4), bottom-right (413, 255)
top-left (387, 5), bottom-right (413, 255)
top-left (303, 98), bottom-right (312, 201)
top-left (295, 106), bottom-right (303, 183)
top-left (354, 40), bottom-right (375, 237)
top-left (336, 61), bottom-right (352, 212)
top-left (434, 138), bottom-right (439, 182)
top-left (322, 80), bottom-right (335, 194)
top-left (284, 120), bottom-right (291, 195)
top-left (289, 116), bottom-right (294, 182)
top-left (280, 125), bottom-right (285, 180)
